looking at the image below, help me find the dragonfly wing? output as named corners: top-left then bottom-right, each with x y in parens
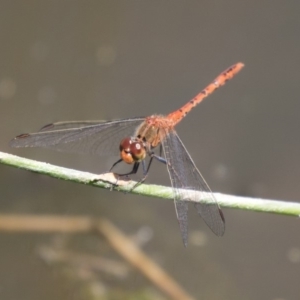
top-left (161, 129), bottom-right (225, 246)
top-left (38, 120), bottom-right (110, 132)
top-left (10, 117), bottom-right (145, 156)
top-left (174, 200), bottom-right (189, 247)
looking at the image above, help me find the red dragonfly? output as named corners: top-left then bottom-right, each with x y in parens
top-left (10, 62), bottom-right (244, 246)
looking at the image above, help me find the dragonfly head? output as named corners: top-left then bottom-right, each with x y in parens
top-left (119, 137), bottom-right (147, 164)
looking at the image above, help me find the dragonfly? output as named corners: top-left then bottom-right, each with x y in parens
top-left (10, 62), bottom-right (244, 246)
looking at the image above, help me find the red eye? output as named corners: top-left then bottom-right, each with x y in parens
top-left (119, 137), bottom-right (146, 163)
top-left (119, 137), bottom-right (131, 152)
top-left (120, 137), bottom-right (134, 164)
top-left (130, 141), bottom-right (146, 161)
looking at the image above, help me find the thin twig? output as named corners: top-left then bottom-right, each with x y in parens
top-left (0, 214), bottom-right (195, 300)
top-left (95, 218), bottom-right (195, 300)
top-left (1, 151), bottom-right (300, 216)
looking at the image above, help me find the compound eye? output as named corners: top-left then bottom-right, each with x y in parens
top-left (119, 137), bottom-right (134, 164)
top-left (129, 141), bottom-right (146, 161)
top-left (119, 137), bottom-right (147, 164)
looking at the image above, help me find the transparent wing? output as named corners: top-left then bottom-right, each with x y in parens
top-left (10, 117), bottom-right (145, 156)
top-left (38, 120), bottom-right (110, 132)
top-left (161, 130), bottom-right (225, 246)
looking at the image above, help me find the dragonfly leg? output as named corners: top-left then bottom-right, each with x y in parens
top-left (112, 162), bottom-right (139, 190)
top-left (129, 151), bottom-right (167, 191)
top-left (109, 160), bottom-right (140, 177)
top-left (103, 162), bottom-right (141, 190)
top-left (129, 159), bottom-right (151, 191)
top-left (159, 144), bottom-right (163, 157)
top-left (91, 161), bottom-right (139, 187)
top-left (109, 158), bottom-right (123, 172)
top-left (151, 144), bottom-right (167, 165)
top-left (108, 158), bottom-right (141, 177)
top-left (152, 154), bottom-right (166, 165)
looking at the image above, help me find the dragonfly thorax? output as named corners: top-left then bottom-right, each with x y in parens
top-left (119, 137), bottom-right (147, 164)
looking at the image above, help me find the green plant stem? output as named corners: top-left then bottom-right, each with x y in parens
top-left (1, 151), bottom-right (300, 217)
